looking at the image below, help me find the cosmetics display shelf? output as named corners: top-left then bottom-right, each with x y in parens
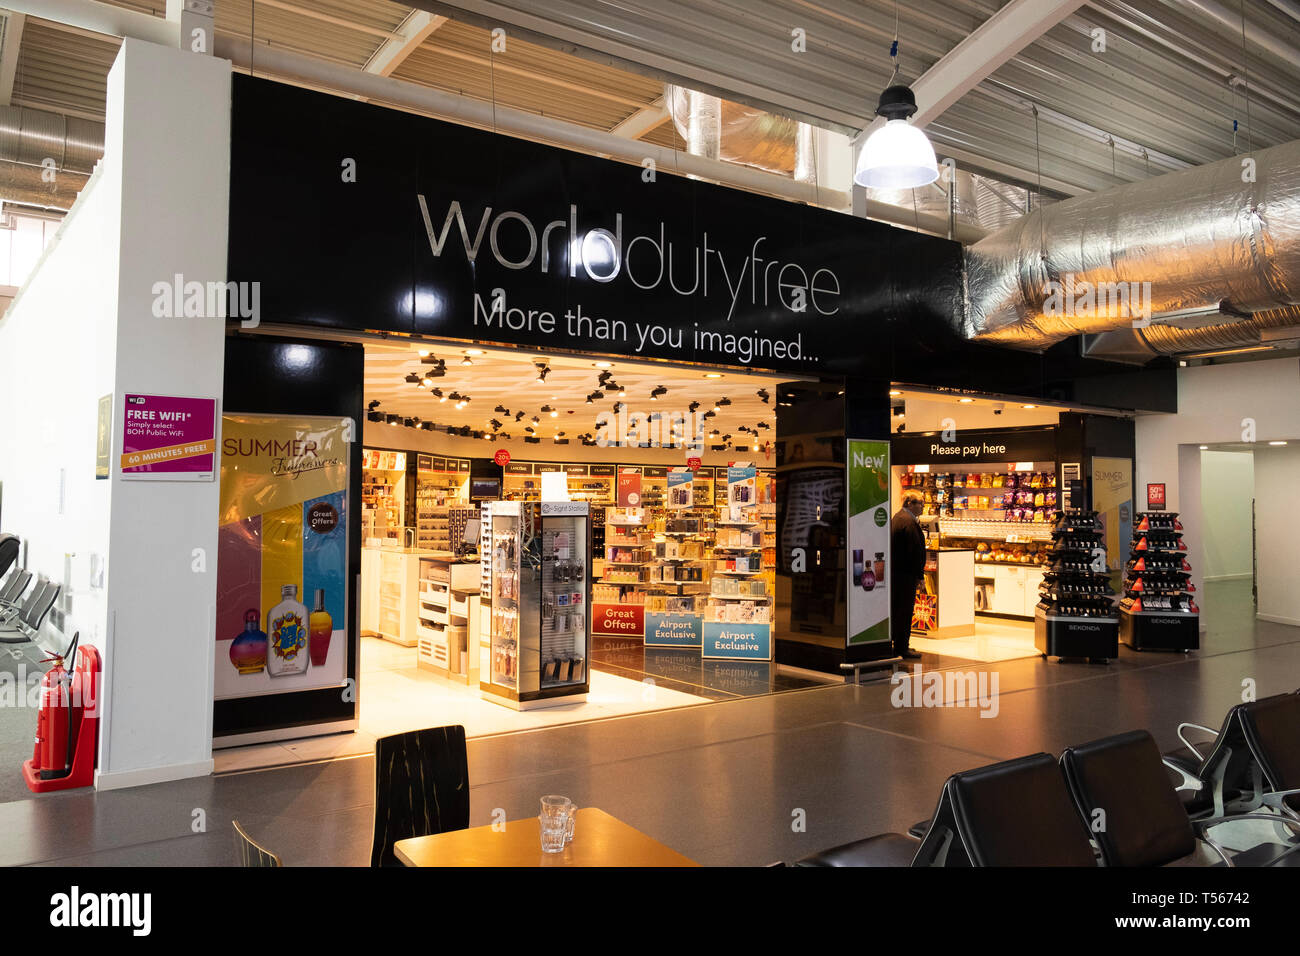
top-left (704, 514), bottom-right (770, 625)
top-left (1120, 512), bottom-right (1200, 652)
top-left (1034, 510), bottom-right (1119, 661)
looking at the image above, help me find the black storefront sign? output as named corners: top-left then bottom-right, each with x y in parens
top-left (891, 427), bottom-right (1059, 466)
top-left (227, 75), bottom-right (963, 379)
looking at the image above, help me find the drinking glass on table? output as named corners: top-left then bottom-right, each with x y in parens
top-left (540, 795), bottom-right (574, 853)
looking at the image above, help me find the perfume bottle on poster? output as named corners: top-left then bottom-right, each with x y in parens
top-left (309, 588), bottom-right (332, 667)
top-left (230, 608), bottom-right (267, 675)
top-left (266, 584), bottom-right (310, 677)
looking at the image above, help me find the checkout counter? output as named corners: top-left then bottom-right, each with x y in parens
top-left (912, 518), bottom-right (976, 638)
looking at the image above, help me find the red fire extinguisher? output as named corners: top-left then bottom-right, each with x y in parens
top-left (32, 633), bottom-right (78, 781)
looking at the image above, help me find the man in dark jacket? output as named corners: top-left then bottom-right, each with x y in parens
top-left (890, 492), bottom-right (927, 659)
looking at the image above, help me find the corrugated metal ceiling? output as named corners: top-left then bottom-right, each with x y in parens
top-left (8, 0), bottom-right (1299, 197)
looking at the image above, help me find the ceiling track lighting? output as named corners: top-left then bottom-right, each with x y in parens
top-left (757, 389), bottom-right (770, 404)
top-left (367, 410), bottom-right (384, 423)
top-left (649, 385), bottom-right (668, 401)
top-left (421, 421), bottom-right (434, 431)
top-left (535, 362), bottom-right (550, 382)
top-left (688, 401), bottom-right (700, 413)
top-left (404, 373), bottom-right (422, 384)
top-left (367, 400), bottom-right (381, 411)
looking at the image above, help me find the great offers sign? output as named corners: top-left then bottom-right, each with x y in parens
top-left (227, 76), bottom-right (961, 376)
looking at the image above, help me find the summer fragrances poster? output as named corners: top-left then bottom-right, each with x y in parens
top-left (214, 414), bottom-right (350, 700)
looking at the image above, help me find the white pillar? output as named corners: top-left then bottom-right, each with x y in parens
top-left (95, 38), bottom-right (230, 789)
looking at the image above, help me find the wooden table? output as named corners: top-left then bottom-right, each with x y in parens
top-left (394, 807), bottom-right (698, 867)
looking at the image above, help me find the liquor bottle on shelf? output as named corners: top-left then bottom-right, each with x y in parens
top-left (1034, 510), bottom-right (1118, 661)
top-left (1120, 512), bottom-right (1199, 652)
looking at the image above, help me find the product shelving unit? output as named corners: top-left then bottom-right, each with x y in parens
top-left (1119, 512), bottom-right (1200, 651)
top-left (481, 500), bottom-right (590, 710)
top-left (413, 455), bottom-right (470, 549)
top-left (362, 448), bottom-right (407, 540)
top-left (1034, 510), bottom-right (1119, 661)
top-left (704, 467), bottom-right (772, 653)
top-left (901, 467), bottom-right (1058, 523)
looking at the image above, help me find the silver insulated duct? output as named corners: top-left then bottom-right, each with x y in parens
top-left (965, 137), bottom-right (1300, 351)
top-left (0, 105), bottom-right (105, 175)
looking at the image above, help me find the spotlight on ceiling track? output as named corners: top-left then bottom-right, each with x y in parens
top-left (688, 401), bottom-right (700, 413)
top-left (405, 373), bottom-right (422, 384)
top-left (367, 410), bottom-right (384, 423)
top-left (650, 385), bottom-right (668, 401)
top-left (421, 421), bottom-right (434, 431)
top-left (757, 389), bottom-right (770, 404)
top-left (535, 362), bottom-right (550, 382)
top-left (367, 400), bottom-right (381, 410)
top-left (386, 414), bottom-right (399, 426)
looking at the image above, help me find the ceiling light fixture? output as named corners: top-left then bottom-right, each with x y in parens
top-left (704, 372), bottom-right (723, 379)
top-left (535, 362), bottom-right (550, 382)
top-left (889, 389), bottom-right (902, 397)
top-left (1022, 404), bottom-right (1037, 409)
top-left (959, 397), bottom-right (974, 404)
top-left (464, 348), bottom-right (485, 356)
top-left (854, 28), bottom-right (939, 191)
top-left (1269, 440), bottom-right (1288, 446)
top-left (593, 361), bottom-right (613, 369)
top-left (461, 355), bottom-right (473, 366)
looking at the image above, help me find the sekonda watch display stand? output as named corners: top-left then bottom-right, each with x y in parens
top-left (1034, 510), bottom-right (1120, 662)
top-left (1119, 512), bottom-right (1200, 652)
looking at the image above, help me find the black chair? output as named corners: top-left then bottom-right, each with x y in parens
top-left (797, 753), bottom-right (1098, 867)
top-left (1164, 693), bottom-right (1300, 819)
top-left (0, 577), bottom-right (55, 642)
top-left (0, 569), bottom-right (32, 620)
top-left (1239, 693), bottom-right (1300, 819)
top-left (0, 534), bottom-right (18, 581)
top-left (1062, 729), bottom-right (1300, 867)
top-left (232, 820), bottom-right (282, 867)
top-left (371, 725), bottom-right (470, 867)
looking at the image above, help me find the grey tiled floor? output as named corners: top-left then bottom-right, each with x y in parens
top-left (7, 580), bottom-right (1297, 867)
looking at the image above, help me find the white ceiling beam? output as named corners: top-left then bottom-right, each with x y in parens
top-left (1, 0), bottom-right (176, 45)
top-left (364, 10), bottom-right (447, 77)
top-left (855, 0), bottom-right (1086, 145)
top-left (609, 96), bottom-right (669, 139)
top-left (0, 11), bottom-right (26, 106)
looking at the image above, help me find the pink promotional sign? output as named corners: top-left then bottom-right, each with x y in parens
top-left (120, 394), bottom-right (218, 481)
